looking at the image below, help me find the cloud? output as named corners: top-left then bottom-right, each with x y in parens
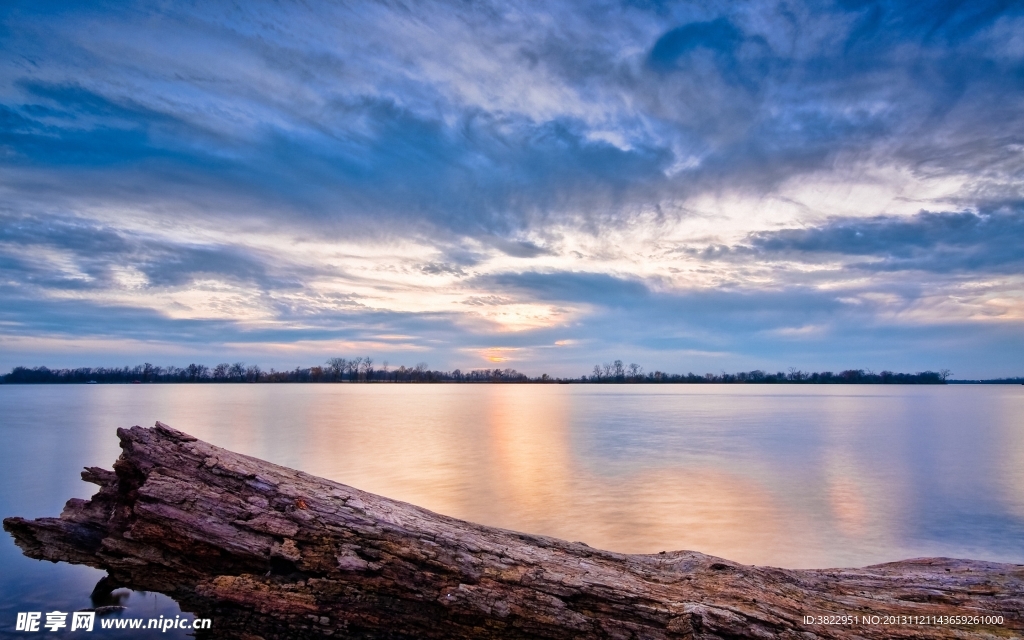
top-left (650, 18), bottom-right (745, 69)
top-left (419, 262), bottom-right (468, 277)
top-left (647, 17), bottom-right (771, 93)
top-left (0, 0), bottom-right (1023, 376)
top-left (2, 75), bottom-right (674, 241)
top-left (745, 206), bottom-right (1024, 273)
top-left (462, 295), bottom-right (512, 306)
top-left (484, 271), bottom-right (651, 306)
top-left (492, 239), bottom-right (555, 258)
top-left (0, 211), bottom-right (305, 291)
top-left (3, 0), bottom-right (1020, 237)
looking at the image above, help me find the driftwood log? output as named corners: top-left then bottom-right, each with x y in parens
top-left (4, 423), bottom-right (1022, 639)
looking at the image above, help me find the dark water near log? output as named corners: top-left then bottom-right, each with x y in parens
top-left (2, 384), bottom-right (1023, 636)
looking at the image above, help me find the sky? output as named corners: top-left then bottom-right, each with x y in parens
top-left (1, 0), bottom-right (1023, 378)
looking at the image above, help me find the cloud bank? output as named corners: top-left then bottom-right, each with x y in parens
top-left (1, 0), bottom-right (1022, 376)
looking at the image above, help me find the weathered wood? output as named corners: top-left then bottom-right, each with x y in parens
top-left (4, 422), bottom-right (1022, 639)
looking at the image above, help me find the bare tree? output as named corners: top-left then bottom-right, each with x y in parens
top-left (362, 357), bottom-right (374, 381)
top-left (349, 357), bottom-right (363, 381)
top-left (325, 357), bottom-right (346, 382)
top-left (627, 363), bottom-right (642, 379)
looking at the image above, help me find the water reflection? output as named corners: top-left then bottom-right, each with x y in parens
top-left (484, 386), bottom-right (573, 534)
top-left (998, 391), bottom-right (1024, 518)
top-left (90, 577), bottom-right (130, 610)
top-left (3, 384), bottom-right (1023, 588)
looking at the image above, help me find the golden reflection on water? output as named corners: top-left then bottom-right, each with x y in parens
top-left (484, 385), bottom-right (573, 533)
top-left (827, 475), bottom-right (869, 537)
top-left (578, 467), bottom-right (792, 558)
top-left (813, 394), bottom-right (901, 553)
top-left (287, 386), bottom-right (841, 566)
top-left (32, 383), bottom-right (1024, 569)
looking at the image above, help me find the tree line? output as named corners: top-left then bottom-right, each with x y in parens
top-left (0, 360), bottom-right (529, 384)
top-left (587, 360), bottom-right (950, 384)
top-left (1, 358), bottom-right (954, 384)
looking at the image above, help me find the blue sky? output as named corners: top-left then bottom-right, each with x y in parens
top-left (1, 0), bottom-right (1022, 377)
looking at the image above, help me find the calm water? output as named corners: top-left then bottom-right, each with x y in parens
top-left (2, 384), bottom-right (1023, 635)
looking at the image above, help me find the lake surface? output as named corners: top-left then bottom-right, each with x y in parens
top-left (2, 384), bottom-right (1023, 635)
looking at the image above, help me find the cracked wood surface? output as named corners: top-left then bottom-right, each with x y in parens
top-left (4, 422), bottom-right (1022, 639)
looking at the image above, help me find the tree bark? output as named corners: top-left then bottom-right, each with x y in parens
top-left (5, 423), bottom-right (1022, 639)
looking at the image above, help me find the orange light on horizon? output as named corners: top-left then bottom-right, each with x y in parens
top-left (479, 347), bottom-right (518, 363)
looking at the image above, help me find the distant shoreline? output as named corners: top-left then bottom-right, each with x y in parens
top-left (5, 380), bottom-right (1024, 385)
top-left (947, 379), bottom-right (1024, 384)
top-left (3, 363), bottom-right (1017, 385)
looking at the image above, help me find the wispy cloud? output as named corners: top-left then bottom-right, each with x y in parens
top-left (1, 0), bottom-right (1022, 376)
